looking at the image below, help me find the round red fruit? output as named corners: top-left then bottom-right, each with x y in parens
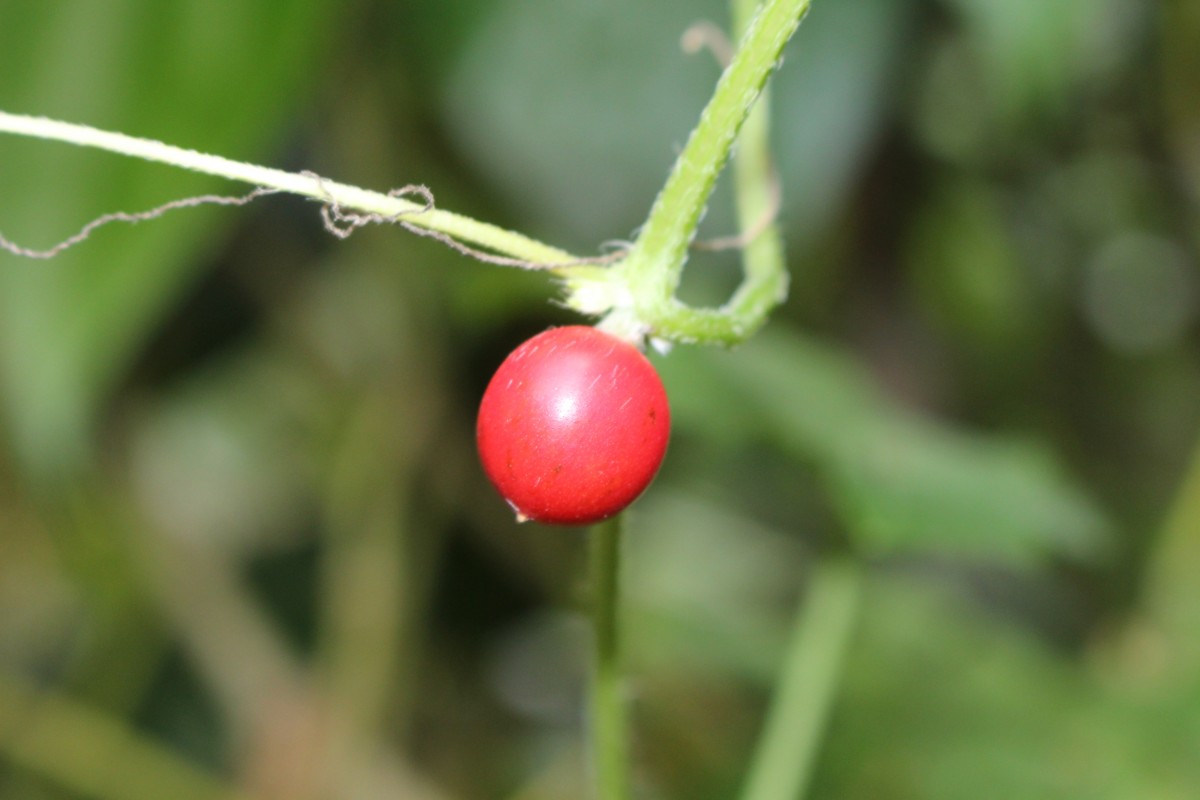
top-left (476, 326), bottom-right (670, 525)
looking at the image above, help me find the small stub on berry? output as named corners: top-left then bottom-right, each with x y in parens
top-left (506, 498), bottom-right (531, 523)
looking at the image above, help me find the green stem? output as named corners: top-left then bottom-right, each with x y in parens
top-left (589, 515), bottom-right (630, 800)
top-left (619, 0), bottom-right (809, 337)
top-left (739, 558), bottom-right (863, 800)
top-left (0, 110), bottom-right (575, 267)
top-left (0, 671), bottom-right (251, 800)
top-left (3, 0), bottom-right (808, 346)
top-left (728, 0), bottom-right (789, 331)
top-left (1141, 430), bottom-right (1200, 677)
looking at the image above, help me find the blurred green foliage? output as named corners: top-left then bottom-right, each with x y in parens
top-left (1, 0), bottom-right (1197, 799)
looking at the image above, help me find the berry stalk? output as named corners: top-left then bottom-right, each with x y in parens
top-left (589, 515), bottom-right (630, 800)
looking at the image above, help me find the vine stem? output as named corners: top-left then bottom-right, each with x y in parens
top-left (738, 558), bottom-right (862, 800)
top-left (589, 515), bottom-right (630, 800)
top-left (616, 0), bottom-right (810, 342)
top-left (3, 0), bottom-right (807, 346)
top-left (727, 0), bottom-right (789, 326)
top-left (0, 110), bottom-right (575, 266)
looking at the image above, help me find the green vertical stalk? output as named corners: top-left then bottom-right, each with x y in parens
top-left (1141, 432), bottom-right (1200, 678)
top-left (619, 0), bottom-right (810, 332)
top-left (589, 515), bottom-right (629, 800)
top-left (727, 0), bottom-right (789, 324)
top-left (739, 558), bottom-right (863, 800)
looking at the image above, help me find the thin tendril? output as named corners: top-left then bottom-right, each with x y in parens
top-left (302, 171), bottom-right (627, 270)
top-left (0, 166), bottom-right (768, 269)
top-left (0, 187), bottom-right (277, 259)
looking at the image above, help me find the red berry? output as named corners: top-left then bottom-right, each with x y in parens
top-left (477, 326), bottom-right (670, 525)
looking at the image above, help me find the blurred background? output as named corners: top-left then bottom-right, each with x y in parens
top-left (0, 0), bottom-right (1197, 798)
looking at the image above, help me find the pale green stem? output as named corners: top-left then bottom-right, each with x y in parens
top-left (589, 515), bottom-right (630, 800)
top-left (0, 110), bottom-right (575, 266)
top-left (317, 387), bottom-right (427, 777)
top-left (727, 0), bottom-right (790, 327)
top-left (0, 671), bottom-right (252, 800)
top-left (618, 0), bottom-right (809, 341)
top-left (2, 0), bottom-right (809, 346)
top-left (739, 558), bottom-right (863, 800)
top-left (1141, 431), bottom-right (1200, 678)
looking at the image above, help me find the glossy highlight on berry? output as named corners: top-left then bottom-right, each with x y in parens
top-left (476, 326), bottom-right (671, 525)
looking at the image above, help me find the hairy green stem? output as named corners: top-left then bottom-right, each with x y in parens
top-left (2, 0), bottom-right (808, 345)
top-left (728, 0), bottom-right (790, 329)
top-left (618, 0), bottom-right (809, 341)
top-left (589, 515), bottom-right (630, 800)
top-left (0, 110), bottom-right (575, 267)
top-left (739, 558), bottom-right (862, 800)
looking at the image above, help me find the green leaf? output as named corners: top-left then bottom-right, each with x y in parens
top-left (0, 0), bottom-right (342, 473)
top-left (826, 416), bottom-right (1109, 562)
top-left (658, 327), bottom-right (1111, 562)
top-left (813, 575), bottom-right (1200, 799)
